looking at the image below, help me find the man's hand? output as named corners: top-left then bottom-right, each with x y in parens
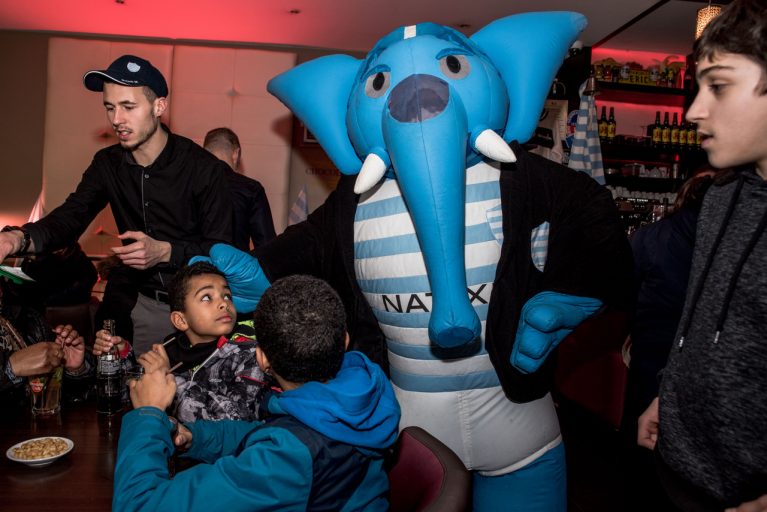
top-left (138, 343), bottom-right (171, 374)
top-left (111, 230), bottom-right (171, 270)
top-left (0, 231), bottom-right (25, 260)
top-left (638, 396), bottom-right (660, 450)
top-left (129, 368), bottom-right (176, 410)
top-left (93, 328), bottom-right (128, 357)
top-left (8, 343), bottom-right (63, 377)
top-left (54, 324), bottom-right (85, 370)
top-left (726, 495), bottom-right (767, 512)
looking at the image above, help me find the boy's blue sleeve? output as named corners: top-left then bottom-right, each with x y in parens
top-left (114, 409), bottom-right (314, 512)
top-left (184, 419), bottom-right (263, 462)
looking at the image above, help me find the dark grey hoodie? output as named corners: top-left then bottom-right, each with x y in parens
top-left (659, 169), bottom-right (767, 508)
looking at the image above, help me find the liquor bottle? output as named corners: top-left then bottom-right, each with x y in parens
top-left (96, 319), bottom-right (123, 415)
top-left (670, 113), bottom-right (680, 146)
top-left (651, 111), bottom-right (662, 147)
top-left (661, 112), bottom-right (671, 147)
top-left (678, 121), bottom-right (688, 150)
top-left (607, 107), bottom-right (617, 141)
top-left (603, 65), bottom-right (612, 82)
top-left (687, 122), bottom-right (698, 148)
top-left (598, 106), bottom-right (608, 141)
top-left (666, 68), bottom-right (676, 88)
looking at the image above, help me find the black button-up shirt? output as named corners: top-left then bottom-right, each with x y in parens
top-left (26, 126), bottom-right (233, 289)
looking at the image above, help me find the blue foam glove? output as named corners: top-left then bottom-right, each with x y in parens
top-left (189, 243), bottom-right (270, 313)
top-left (511, 291), bottom-right (602, 374)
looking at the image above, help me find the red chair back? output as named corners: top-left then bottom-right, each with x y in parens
top-left (386, 426), bottom-right (471, 512)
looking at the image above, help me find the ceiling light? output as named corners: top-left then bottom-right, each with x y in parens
top-left (695, 2), bottom-right (722, 39)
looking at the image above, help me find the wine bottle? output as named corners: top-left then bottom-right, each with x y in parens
top-left (652, 111), bottom-right (662, 147)
top-left (607, 107), bottom-right (617, 141)
top-left (598, 106), bottom-right (608, 141)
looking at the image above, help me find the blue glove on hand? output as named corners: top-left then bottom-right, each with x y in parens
top-left (511, 291), bottom-right (602, 374)
top-left (189, 243), bottom-right (271, 313)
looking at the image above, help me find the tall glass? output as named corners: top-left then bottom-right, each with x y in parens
top-left (29, 366), bottom-right (63, 416)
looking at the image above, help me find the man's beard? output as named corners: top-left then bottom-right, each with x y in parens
top-left (119, 115), bottom-right (159, 151)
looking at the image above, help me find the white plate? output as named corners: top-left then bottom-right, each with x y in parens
top-left (6, 436), bottom-right (74, 467)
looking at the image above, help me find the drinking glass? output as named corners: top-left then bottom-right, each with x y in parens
top-left (29, 366), bottom-right (63, 416)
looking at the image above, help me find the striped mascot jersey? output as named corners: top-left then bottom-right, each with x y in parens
top-left (354, 162), bottom-right (503, 392)
top-left (353, 161), bottom-right (561, 473)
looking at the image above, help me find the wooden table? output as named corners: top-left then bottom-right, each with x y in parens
top-left (0, 400), bottom-right (122, 511)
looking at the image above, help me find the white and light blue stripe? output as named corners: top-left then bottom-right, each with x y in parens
top-left (568, 86), bottom-right (605, 185)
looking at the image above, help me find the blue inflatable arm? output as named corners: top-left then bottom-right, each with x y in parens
top-left (511, 291), bottom-right (602, 374)
top-left (189, 244), bottom-right (270, 314)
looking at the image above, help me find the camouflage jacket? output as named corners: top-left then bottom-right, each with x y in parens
top-left (172, 321), bottom-right (269, 423)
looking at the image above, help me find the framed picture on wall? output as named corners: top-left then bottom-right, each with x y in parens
top-left (302, 124), bottom-right (319, 145)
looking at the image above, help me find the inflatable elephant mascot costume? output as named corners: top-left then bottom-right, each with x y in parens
top-left (196, 11), bottom-right (633, 510)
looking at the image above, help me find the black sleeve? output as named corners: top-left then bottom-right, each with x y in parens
top-left (541, 161), bottom-right (635, 310)
top-left (255, 187), bottom-right (340, 281)
top-left (247, 182), bottom-right (277, 248)
top-left (25, 156), bottom-right (110, 253)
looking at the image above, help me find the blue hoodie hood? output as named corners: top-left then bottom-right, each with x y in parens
top-left (267, 351), bottom-right (400, 449)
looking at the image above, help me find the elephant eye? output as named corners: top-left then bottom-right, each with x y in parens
top-left (365, 71), bottom-right (391, 98)
top-left (439, 54), bottom-right (470, 80)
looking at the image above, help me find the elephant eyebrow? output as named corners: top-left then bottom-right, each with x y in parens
top-left (435, 48), bottom-right (471, 59)
top-left (362, 64), bottom-right (390, 81)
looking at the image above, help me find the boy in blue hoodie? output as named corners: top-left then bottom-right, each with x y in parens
top-left (113, 274), bottom-right (401, 512)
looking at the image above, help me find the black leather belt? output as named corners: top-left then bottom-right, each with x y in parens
top-left (139, 287), bottom-right (170, 304)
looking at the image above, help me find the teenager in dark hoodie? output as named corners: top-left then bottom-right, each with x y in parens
top-left (638, 1), bottom-right (767, 509)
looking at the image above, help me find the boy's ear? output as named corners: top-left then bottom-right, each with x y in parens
top-left (255, 346), bottom-right (270, 374)
top-left (170, 311), bottom-right (188, 332)
top-left (344, 332), bottom-right (350, 351)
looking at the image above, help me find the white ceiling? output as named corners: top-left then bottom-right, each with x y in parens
top-left (0, 0), bottom-right (712, 56)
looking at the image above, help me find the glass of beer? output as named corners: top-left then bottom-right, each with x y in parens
top-left (29, 366), bottom-right (63, 416)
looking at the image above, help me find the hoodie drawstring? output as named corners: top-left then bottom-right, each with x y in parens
top-left (677, 174), bottom-right (746, 349)
top-left (712, 196), bottom-right (767, 343)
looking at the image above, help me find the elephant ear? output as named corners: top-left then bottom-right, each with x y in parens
top-left (267, 55), bottom-right (363, 175)
top-left (471, 12), bottom-right (587, 144)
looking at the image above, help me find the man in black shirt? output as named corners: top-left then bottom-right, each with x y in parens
top-left (203, 127), bottom-right (276, 251)
top-left (0, 55), bottom-right (232, 355)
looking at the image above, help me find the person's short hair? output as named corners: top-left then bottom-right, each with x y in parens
top-left (694, 0), bottom-right (767, 95)
top-left (141, 86), bottom-right (158, 104)
top-left (203, 127), bottom-right (241, 153)
top-left (253, 275), bottom-right (346, 383)
top-left (167, 262), bottom-right (227, 313)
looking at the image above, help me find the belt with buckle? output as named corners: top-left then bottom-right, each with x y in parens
top-left (139, 287), bottom-right (170, 304)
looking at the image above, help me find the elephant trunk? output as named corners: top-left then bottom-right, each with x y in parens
top-left (381, 74), bottom-right (481, 348)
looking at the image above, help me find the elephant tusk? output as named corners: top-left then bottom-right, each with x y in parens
top-left (354, 153), bottom-right (389, 194)
top-left (473, 129), bottom-right (516, 163)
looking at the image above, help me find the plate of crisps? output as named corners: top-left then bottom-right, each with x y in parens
top-left (6, 436), bottom-right (73, 467)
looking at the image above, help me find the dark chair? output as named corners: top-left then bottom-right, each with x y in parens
top-left (386, 426), bottom-right (471, 512)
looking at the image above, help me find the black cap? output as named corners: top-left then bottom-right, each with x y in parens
top-left (83, 55), bottom-right (168, 98)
